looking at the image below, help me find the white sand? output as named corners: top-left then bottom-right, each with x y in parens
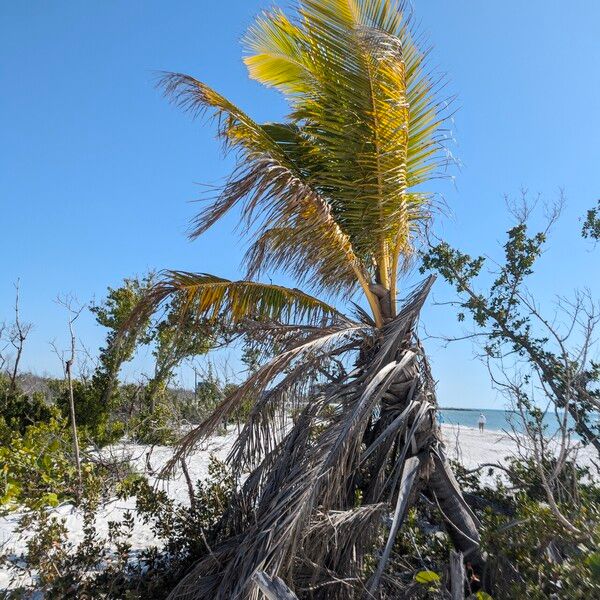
top-left (441, 423), bottom-right (596, 469)
top-left (0, 425), bottom-right (596, 590)
top-left (441, 423), bottom-right (516, 468)
top-left (0, 429), bottom-right (238, 591)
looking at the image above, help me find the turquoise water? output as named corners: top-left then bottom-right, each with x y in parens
top-left (438, 408), bottom-right (585, 437)
top-left (439, 408), bottom-right (514, 432)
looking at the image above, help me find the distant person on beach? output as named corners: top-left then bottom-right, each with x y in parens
top-left (478, 412), bottom-right (486, 432)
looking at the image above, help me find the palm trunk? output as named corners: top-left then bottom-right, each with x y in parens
top-left (359, 321), bottom-right (483, 577)
top-left (428, 453), bottom-right (482, 565)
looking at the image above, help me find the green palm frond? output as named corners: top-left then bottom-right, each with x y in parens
top-left (245, 0), bottom-right (447, 304)
top-left (160, 0), bottom-right (447, 324)
top-left (140, 271), bottom-right (346, 327)
top-left (159, 72), bottom-right (382, 321)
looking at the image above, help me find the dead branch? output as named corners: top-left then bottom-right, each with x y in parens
top-left (56, 294), bottom-right (84, 486)
top-left (8, 280), bottom-right (32, 390)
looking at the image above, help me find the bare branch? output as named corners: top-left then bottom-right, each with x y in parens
top-left (8, 280), bottom-right (33, 390)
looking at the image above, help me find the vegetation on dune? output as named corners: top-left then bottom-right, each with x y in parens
top-left (0, 1), bottom-right (599, 599)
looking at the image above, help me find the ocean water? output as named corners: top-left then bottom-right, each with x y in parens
top-left (439, 408), bottom-right (513, 432)
top-left (438, 408), bottom-right (585, 437)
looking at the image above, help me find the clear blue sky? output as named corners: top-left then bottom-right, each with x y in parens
top-left (1, 1), bottom-right (598, 408)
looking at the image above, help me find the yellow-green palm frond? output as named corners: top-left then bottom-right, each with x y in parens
top-left (138, 271), bottom-right (346, 327)
top-left (244, 9), bottom-right (312, 95)
top-left (244, 0), bottom-right (449, 305)
top-left (160, 0), bottom-right (448, 324)
top-left (159, 73), bottom-right (382, 321)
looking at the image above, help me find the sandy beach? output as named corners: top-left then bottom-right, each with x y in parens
top-left (1, 424), bottom-right (596, 590)
top-left (441, 423), bottom-right (595, 469)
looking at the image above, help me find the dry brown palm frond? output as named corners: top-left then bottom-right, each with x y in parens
top-left (227, 342), bottom-right (356, 474)
top-left (161, 321), bottom-right (369, 476)
top-left (293, 504), bottom-right (388, 596)
top-left (167, 277), bottom-right (443, 600)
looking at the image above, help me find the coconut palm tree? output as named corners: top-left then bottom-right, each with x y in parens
top-left (136, 1), bottom-right (481, 597)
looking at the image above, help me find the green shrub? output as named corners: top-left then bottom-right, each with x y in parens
top-left (0, 501), bottom-right (135, 598)
top-left (52, 378), bottom-right (124, 446)
top-left (129, 405), bottom-right (177, 445)
top-left (480, 497), bottom-right (600, 599)
top-left (0, 415), bottom-right (78, 511)
top-left (0, 457), bottom-right (235, 599)
top-left (0, 414), bottom-right (110, 512)
top-left (0, 374), bottom-right (53, 434)
top-left (452, 455), bottom-right (600, 599)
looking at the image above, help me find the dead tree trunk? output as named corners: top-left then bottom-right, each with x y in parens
top-left (66, 356), bottom-right (82, 485)
top-left (57, 296), bottom-right (83, 488)
top-left (8, 281), bottom-right (31, 392)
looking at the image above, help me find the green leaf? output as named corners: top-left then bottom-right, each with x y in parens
top-left (471, 592), bottom-right (494, 600)
top-left (415, 570), bottom-right (441, 584)
top-left (0, 482), bottom-right (21, 505)
top-left (585, 552), bottom-right (600, 581)
top-left (42, 492), bottom-right (59, 507)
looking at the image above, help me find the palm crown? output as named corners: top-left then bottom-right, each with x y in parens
top-left (154, 0), bottom-right (445, 329)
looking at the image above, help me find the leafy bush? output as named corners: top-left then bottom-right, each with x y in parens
top-left (0, 415), bottom-right (82, 511)
top-left (0, 501), bottom-right (136, 598)
top-left (128, 404), bottom-right (177, 445)
top-left (52, 377), bottom-right (124, 446)
top-left (119, 457), bottom-right (234, 573)
top-left (375, 453), bottom-right (600, 599)
top-left (382, 506), bottom-right (452, 598)
top-left (0, 374), bottom-right (53, 435)
top-left (0, 457), bottom-right (235, 599)
top-left (452, 455), bottom-right (600, 599)
top-left (480, 497), bottom-right (600, 599)
top-left (0, 414), bottom-right (116, 513)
